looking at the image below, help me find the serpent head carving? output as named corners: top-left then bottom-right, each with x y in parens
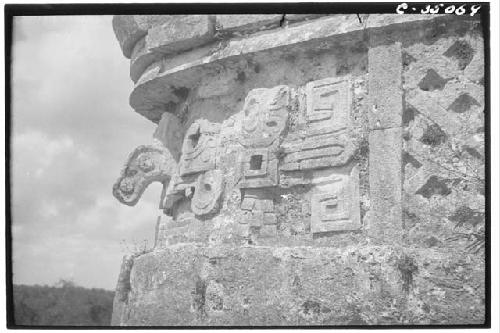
top-left (113, 144), bottom-right (177, 206)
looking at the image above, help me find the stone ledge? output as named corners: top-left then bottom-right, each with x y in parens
top-left (216, 15), bottom-right (283, 34)
top-left (146, 15), bottom-right (216, 54)
top-left (113, 15), bottom-right (172, 59)
top-left (114, 244), bottom-right (484, 326)
top-left (128, 14), bottom-right (462, 123)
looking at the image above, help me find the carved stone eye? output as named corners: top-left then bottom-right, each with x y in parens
top-left (137, 155), bottom-right (155, 172)
top-left (119, 179), bottom-right (135, 195)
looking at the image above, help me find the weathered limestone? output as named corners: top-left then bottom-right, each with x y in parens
top-left (179, 119), bottom-right (220, 176)
top-left (116, 244), bottom-right (484, 326)
top-left (112, 15), bottom-right (171, 58)
top-left (111, 14), bottom-right (485, 326)
top-left (111, 255), bottom-right (134, 326)
top-left (146, 15), bottom-right (216, 54)
top-left (112, 144), bottom-right (177, 206)
top-left (130, 36), bottom-right (163, 83)
top-left (305, 76), bottom-right (351, 131)
top-left (216, 15), bottom-right (283, 34)
top-left (368, 128), bottom-right (403, 241)
top-left (153, 112), bottom-right (183, 161)
top-left (401, 27), bottom-right (485, 248)
top-left (238, 85), bottom-right (290, 149)
top-left (368, 43), bottom-right (403, 130)
top-left (191, 170), bottom-right (224, 217)
top-left (311, 166), bottom-right (361, 233)
top-left (125, 14), bottom-right (452, 122)
top-left (367, 42), bottom-right (404, 243)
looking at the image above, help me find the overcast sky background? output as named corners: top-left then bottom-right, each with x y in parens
top-left (11, 16), bottom-right (162, 290)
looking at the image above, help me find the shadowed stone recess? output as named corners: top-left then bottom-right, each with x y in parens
top-left (418, 69), bottom-right (449, 91)
top-left (443, 40), bottom-right (474, 70)
top-left (447, 93), bottom-right (480, 113)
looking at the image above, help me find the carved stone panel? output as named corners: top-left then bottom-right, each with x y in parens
top-left (310, 166), bottom-right (361, 234)
top-left (239, 148), bottom-right (278, 188)
top-left (113, 144), bottom-right (177, 206)
top-left (280, 132), bottom-right (356, 172)
top-left (191, 169), bottom-right (224, 217)
top-left (239, 85), bottom-right (290, 148)
top-left (304, 76), bottom-right (351, 132)
top-left (240, 189), bottom-right (277, 237)
top-left (179, 119), bottom-right (220, 176)
top-left (279, 76), bottom-right (355, 173)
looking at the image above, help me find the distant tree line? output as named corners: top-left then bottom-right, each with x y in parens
top-left (12, 279), bottom-right (114, 326)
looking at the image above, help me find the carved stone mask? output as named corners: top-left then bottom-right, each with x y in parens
top-left (240, 85), bottom-right (290, 148)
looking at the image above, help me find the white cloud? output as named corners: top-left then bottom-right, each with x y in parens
top-left (13, 131), bottom-right (95, 179)
top-left (10, 16), bottom-right (157, 289)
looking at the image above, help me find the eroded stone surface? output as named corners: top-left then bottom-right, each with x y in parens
top-left (368, 128), bottom-right (403, 243)
top-left (311, 165), bottom-right (361, 234)
top-left (238, 85), bottom-right (290, 148)
top-left (305, 76), bottom-right (351, 131)
top-left (153, 112), bottom-right (184, 161)
top-left (402, 27), bottom-right (485, 249)
top-left (111, 14), bottom-right (485, 327)
top-left (112, 15), bottom-right (172, 58)
top-left (216, 15), bottom-right (282, 34)
top-left (117, 245), bottom-right (484, 326)
top-left (113, 144), bottom-right (177, 206)
top-left (179, 119), bottom-right (220, 176)
top-left (125, 14), bottom-right (449, 122)
top-left (368, 43), bottom-right (403, 129)
top-left (191, 169), bottom-right (224, 217)
top-left (146, 15), bottom-right (216, 54)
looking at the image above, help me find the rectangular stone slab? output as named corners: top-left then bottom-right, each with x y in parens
top-left (112, 244), bottom-right (485, 326)
top-left (146, 15), bottom-right (216, 55)
top-left (368, 42), bottom-right (403, 129)
top-left (368, 127), bottom-right (403, 243)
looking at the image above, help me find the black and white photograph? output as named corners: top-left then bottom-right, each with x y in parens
top-left (3, 1), bottom-right (497, 329)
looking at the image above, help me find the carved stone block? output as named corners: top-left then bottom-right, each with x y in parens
top-left (113, 145), bottom-right (177, 206)
top-left (239, 148), bottom-right (278, 188)
top-left (240, 189), bottom-right (277, 231)
top-left (179, 120), bottom-right (220, 176)
top-left (305, 76), bottom-right (351, 132)
top-left (239, 85), bottom-right (290, 148)
top-left (280, 132), bottom-right (355, 172)
top-left (146, 15), bottom-right (216, 55)
top-left (310, 166), bottom-right (361, 234)
top-left (191, 169), bottom-right (224, 217)
top-left (153, 112), bottom-right (183, 161)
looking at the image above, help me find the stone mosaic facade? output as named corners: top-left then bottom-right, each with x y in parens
top-left (110, 14), bottom-right (485, 326)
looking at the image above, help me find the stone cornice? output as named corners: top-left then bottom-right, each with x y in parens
top-left (113, 14), bottom-right (476, 123)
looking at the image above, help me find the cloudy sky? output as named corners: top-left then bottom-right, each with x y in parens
top-left (11, 16), bottom-right (163, 290)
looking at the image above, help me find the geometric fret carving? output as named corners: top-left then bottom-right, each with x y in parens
top-left (310, 166), bottom-right (361, 234)
top-left (305, 76), bottom-right (350, 132)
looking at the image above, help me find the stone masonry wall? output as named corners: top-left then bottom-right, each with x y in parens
top-left (110, 14), bottom-right (485, 326)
